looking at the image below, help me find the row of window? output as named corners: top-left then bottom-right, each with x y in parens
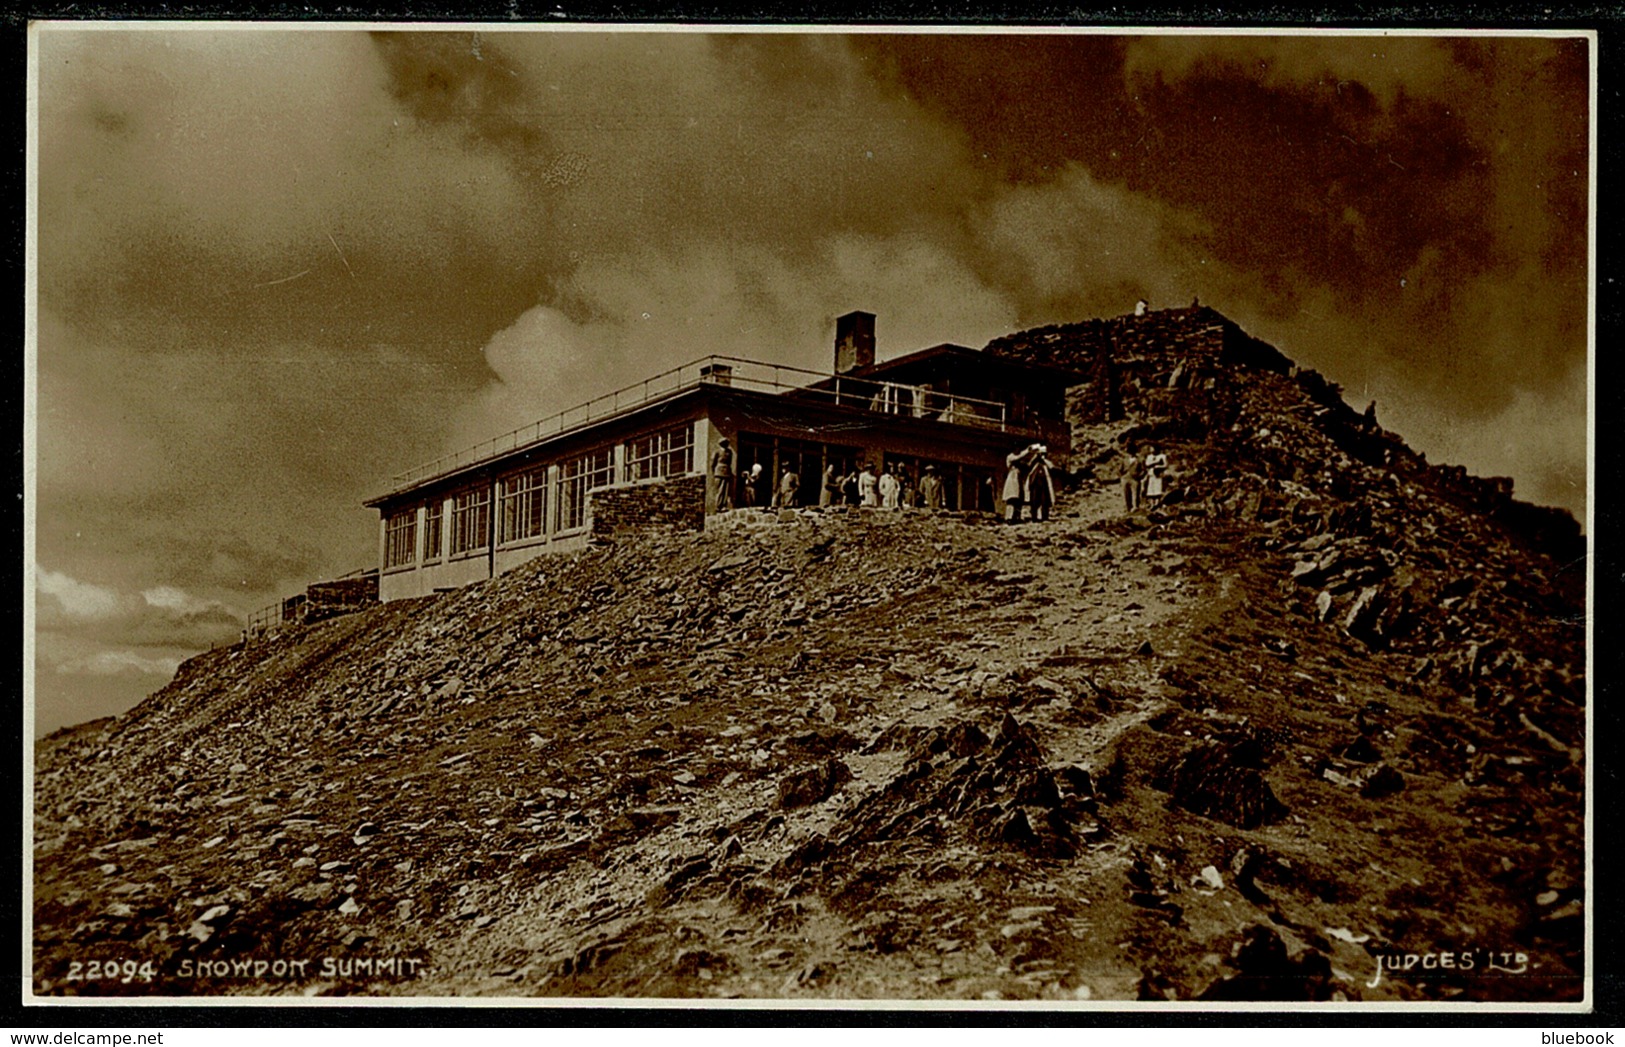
top-left (383, 426), bottom-right (694, 569)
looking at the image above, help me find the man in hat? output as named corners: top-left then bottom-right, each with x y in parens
top-left (778, 465), bottom-right (801, 509)
top-left (918, 464), bottom-right (945, 511)
top-left (709, 436), bottom-right (737, 512)
top-left (877, 464), bottom-right (901, 510)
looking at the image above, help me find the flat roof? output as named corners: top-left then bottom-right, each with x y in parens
top-left (849, 342), bottom-right (1090, 383)
top-left (364, 384), bottom-right (710, 508)
top-left (367, 347), bottom-right (1078, 507)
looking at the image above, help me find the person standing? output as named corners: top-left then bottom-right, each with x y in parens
top-left (752, 463), bottom-right (771, 511)
top-left (821, 462), bottom-right (840, 508)
top-left (778, 466), bottom-right (801, 509)
top-left (1144, 447), bottom-right (1168, 507)
top-left (842, 470), bottom-right (860, 506)
top-left (710, 437), bottom-right (737, 512)
top-left (878, 466), bottom-right (901, 510)
top-left (1025, 445), bottom-right (1056, 522)
top-left (859, 463), bottom-right (879, 507)
top-left (1122, 446), bottom-right (1145, 513)
top-left (1003, 445), bottom-right (1035, 523)
top-left (918, 464), bottom-right (945, 511)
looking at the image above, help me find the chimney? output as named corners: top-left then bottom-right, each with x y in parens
top-left (834, 311), bottom-right (876, 374)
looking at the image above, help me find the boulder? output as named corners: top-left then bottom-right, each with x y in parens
top-left (1165, 742), bottom-right (1288, 830)
top-left (777, 759), bottom-right (853, 809)
top-left (1360, 764), bottom-right (1405, 800)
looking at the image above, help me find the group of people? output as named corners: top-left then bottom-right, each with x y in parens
top-left (825, 461), bottom-right (948, 511)
top-left (712, 435), bottom-right (1171, 521)
top-left (709, 437), bottom-right (950, 513)
top-left (1001, 442), bottom-right (1057, 523)
top-left (726, 460), bottom-right (790, 510)
top-left (1120, 444), bottom-right (1170, 512)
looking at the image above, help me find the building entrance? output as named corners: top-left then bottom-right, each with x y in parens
top-left (736, 433), bottom-right (861, 509)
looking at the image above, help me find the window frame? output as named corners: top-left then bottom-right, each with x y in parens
top-left (499, 466), bottom-right (549, 545)
top-left (624, 425), bottom-right (695, 484)
top-left (556, 448), bottom-right (615, 532)
top-left (384, 510), bottom-right (417, 570)
top-left (422, 498), bottom-right (444, 563)
top-left (449, 485), bottom-right (492, 557)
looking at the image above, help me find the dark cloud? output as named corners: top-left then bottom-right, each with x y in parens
top-left (30, 27), bottom-right (1589, 736)
top-left (861, 34), bottom-right (1588, 419)
top-left (36, 30), bottom-right (561, 364)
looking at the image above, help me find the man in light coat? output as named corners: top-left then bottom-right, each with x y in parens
top-left (858, 463), bottom-right (880, 507)
top-left (878, 467), bottom-right (901, 510)
top-left (1003, 445), bottom-right (1035, 523)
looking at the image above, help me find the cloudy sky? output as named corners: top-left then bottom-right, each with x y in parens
top-left (28, 26), bottom-right (1591, 735)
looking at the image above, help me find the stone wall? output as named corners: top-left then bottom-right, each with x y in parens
top-left (590, 474), bottom-right (707, 536)
top-left (259, 572), bottom-right (379, 637)
top-left (301, 574), bottom-right (379, 625)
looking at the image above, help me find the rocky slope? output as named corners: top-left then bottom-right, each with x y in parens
top-left (32, 313), bottom-right (1586, 1003)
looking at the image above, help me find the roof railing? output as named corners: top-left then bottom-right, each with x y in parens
top-left (242, 603), bottom-right (282, 638)
top-left (384, 355), bottom-right (1018, 493)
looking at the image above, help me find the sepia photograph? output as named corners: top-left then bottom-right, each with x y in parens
top-left (25, 22), bottom-right (1592, 1007)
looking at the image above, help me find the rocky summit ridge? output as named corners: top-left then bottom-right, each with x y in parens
top-left (33, 307), bottom-right (1586, 1003)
